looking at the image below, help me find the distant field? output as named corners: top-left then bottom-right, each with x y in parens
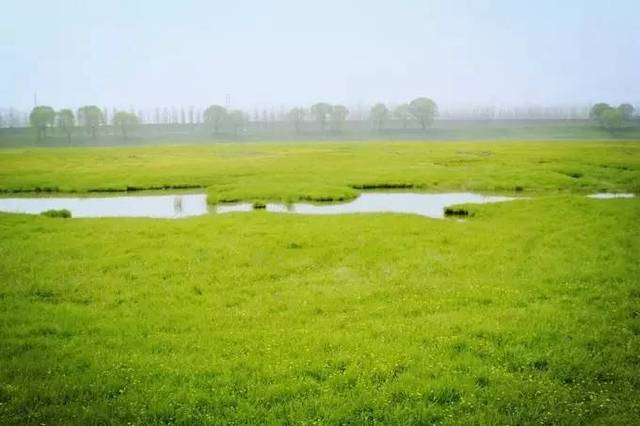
top-left (0, 141), bottom-right (639, 201)
top-left (0, 140), bottom-right (639, 424)
top-left (1, 119), bottom-right (640, 148)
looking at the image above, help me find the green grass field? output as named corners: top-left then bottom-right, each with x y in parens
top-left (1, 140), bottom-right (639, 424)
top-left (0, 141), bottom-right (639, 200)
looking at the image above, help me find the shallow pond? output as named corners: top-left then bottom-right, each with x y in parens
top-left (0, 193), bottom-right (209, 218)
top-left (220, 193), bottom-right (517, 218)
top-left (0, 192), bottom-right (520, 219)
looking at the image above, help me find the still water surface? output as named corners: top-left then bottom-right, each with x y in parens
top-left (587, 193), bottom-right (635, 199)
top-left (0, 192), bottom-right (523, 219)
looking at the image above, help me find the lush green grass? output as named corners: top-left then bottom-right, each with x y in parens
top-left (0, 141), bottom-right (639, 203)
top-left (0, 140), bottom-right (639, 424)
top-left (1, 196), bottom-right (639, 424)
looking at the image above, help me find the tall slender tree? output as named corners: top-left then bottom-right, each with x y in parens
top-left (288, 107), bottom-right (306, 133)
top-left (102, 107), bottom-right (109, 128)
top-left (57, 109), bottom-right (75, 143)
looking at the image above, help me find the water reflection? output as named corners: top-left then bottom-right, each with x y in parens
top-left (215, 192), bottom-right (517, 219)
top-left (0, 194), bottom-right (209, 218)
top-left (0, 192), bottom-right (522, 219)
top-left (173, 196), bottom-right (184, 213)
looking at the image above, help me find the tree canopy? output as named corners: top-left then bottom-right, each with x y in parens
top-left (56, 109), bottom-right (75, 143)
top-left (600, 108), bottom-right (625, 130)
top-left (589, 102), bottom-right (634, 131)
top-left (112, 111), bottom-right (139, 139)
top-left (589, 103), bottom-right (612, 121)
top-left (394, 104), bottom-right (412, 129)
top-left (409, 98), bottom-right (438, 131)
top-left (310, 103), bottom-right (332, 131)
top-left (29, 106), bottom-right (56, 141)
top-left (330, 105), bottom-right (349, 131)
top-left (618, 103), bottom-right (635, 120)
top-left (203, 105), bottom-right (227, 134)
top-left (228, 110), bottom-right (248, 136)
top-left (288, 107), bottom-right (306, 133)
top-left (370, 103), bottom-right (389, 130)
top-left (77, 105), bottom-right (103, 138)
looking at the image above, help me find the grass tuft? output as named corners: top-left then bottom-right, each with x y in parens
top-left (40, 209), bottom-right (71, 218)
top-left (444, 207), bottom-right (470, 217)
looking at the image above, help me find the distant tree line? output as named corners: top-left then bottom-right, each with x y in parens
top-left (8, 101), bottom-right (640, 132)
top-left (19, 98), bottom-right (638, 142)
top-left (29, 105), bottom-right (138, 142)
top-left (203, 106), bottom-right (248, 135)
top-left (0, 108), bottom-right (29, 128)
top-left (285, 97), bottom-right (438, 134)
top-left (25, 98), bottom-right (439, 142)
top-left (589, 103), bottom-right (635, 131)
top-left (367, 98), bottom-right (437, 132)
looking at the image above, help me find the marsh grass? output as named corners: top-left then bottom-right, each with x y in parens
top-left (0, 141), bottom-right (638, 201)
top-left (444, 207), bottom-right (470, 217)
top-left (39, 209), bottom-right (71, 218)
top-left (0, 140), bottom-right (639, 424)
top-left (0, 194), bottom-right (639, 424)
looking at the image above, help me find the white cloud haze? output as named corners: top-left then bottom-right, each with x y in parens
top-left (1, 0), bottom-right (639, 110)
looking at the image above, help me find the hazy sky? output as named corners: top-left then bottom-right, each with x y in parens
top-left (1, 0), bottom-right (639, 110)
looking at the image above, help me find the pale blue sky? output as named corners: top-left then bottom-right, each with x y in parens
top-left (1, 0), bottom-right (638, 110)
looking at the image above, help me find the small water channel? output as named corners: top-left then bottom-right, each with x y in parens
top-left (216, 193), bottom-right (517, 218)
top-left (0, 191), bottom-right (633, 219)
top-left (0, 192), bottom-right (521, 219)
top-left (587, 193), bottom-right (636, 199)
top-left (0, 193), bottom-right (209, 218)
